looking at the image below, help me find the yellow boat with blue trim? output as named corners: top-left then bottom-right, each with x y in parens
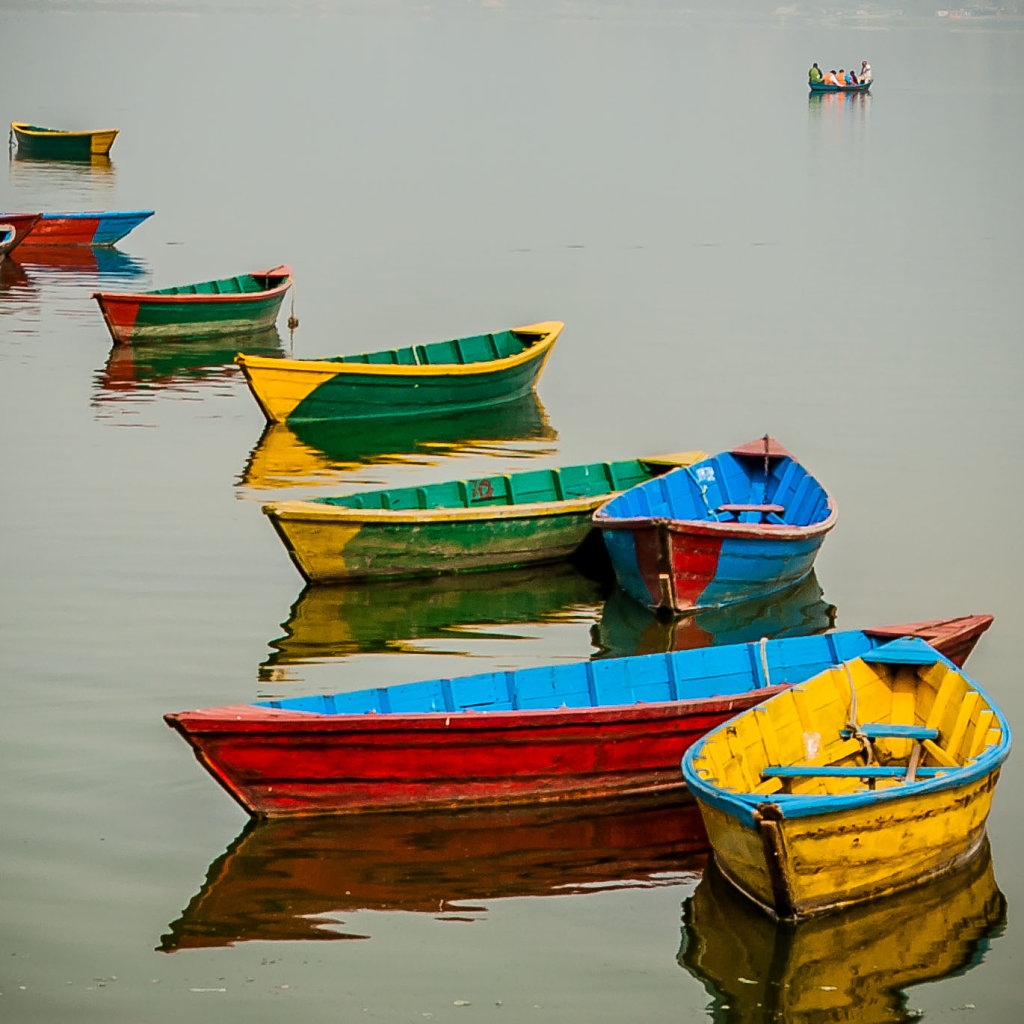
top-left (682, 636), bottom-right (1010, 920)
top-left (236, 320), bottom-right (561, 423)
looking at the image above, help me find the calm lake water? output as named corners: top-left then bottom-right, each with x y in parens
top-left (2, 1), bottom-right (1023, 1021)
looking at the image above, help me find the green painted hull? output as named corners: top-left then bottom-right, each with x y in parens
top-left (290, 355), bottom-right (546, 421)
top-left (15, 133), bottom-right (93, 159)
top-left (125, 295), bottom-right (287, 338)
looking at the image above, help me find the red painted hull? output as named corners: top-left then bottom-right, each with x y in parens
top-left (0, 213), bottom-right (42, 252)
top-left (165, 615), bottom-right (992, 818)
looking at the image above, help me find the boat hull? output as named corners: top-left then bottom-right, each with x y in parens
top-left (267, 498), bottom-right (615, 582)
top-left (600, 519), bottom-right (830, 613)
top-left (0, 213), bottom-right (41, 252)
top-left (809, 81), bottom-right (872, 93)
top-left (165, 616), bottom-right (991, 818)
top-left (92, 267), bottom-right (292, 343)
top-left (235, 322), bottom-right (560, 423)
top-left (700, 769), bottom-right (1000, 919)
top-left (15, 210), bottom-right (154, 247)
top-left (12, 123), bottom-right (119, 159)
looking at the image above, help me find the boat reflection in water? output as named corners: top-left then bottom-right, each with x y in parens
top-left (261, 561), bottom-right (605, 677)
top-left (10, 245), bottom-right (147, 279)
top-left (159, 796), bottom-right (708, 951)
top-left (679, 842), bottom-right (1005, 1024)
top-left (592, 571), bottom-right (836, 659)
top-left (94, 325), bottom-right (285, 401)
top-left (238, 391), bottom-right (558, 490)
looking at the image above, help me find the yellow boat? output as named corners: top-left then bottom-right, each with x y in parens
top-left (11, 121), bottom-right (118, 159)
top-left (682, 637), bottom-right (1010, 920)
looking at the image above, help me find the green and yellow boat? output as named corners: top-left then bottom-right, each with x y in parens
top-left (262, 450), bottom-right (706, 583)
top-left (11, 121), bottom-right (119, 159)
top-left (235, 320), bottom-right (561, 423)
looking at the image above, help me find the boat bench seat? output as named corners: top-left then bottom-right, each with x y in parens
top-left (716, 504), bottom-right (785, 515)
top-left (841, 724), bottom-right (939, 741)
top-left (715, 503), bottom-right (786, 524)
top-left (762, 765), bottom-right (948, 779)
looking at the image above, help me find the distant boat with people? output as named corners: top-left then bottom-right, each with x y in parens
top-left (808, 61), bottom-right (873, 93)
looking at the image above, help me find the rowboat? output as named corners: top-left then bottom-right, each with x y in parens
top-left (160, 796), bottom-right (708, 949)
top-left (0, 213), bottom-right (41, 252)
top-left (164, 614), bottom-right (991, 818)
top-left (809, 80), bottom-right (872, 93)
top-left (679, 841), bottom-right (1005, 1023)
top-left (235, 320), bottom-right (562, 423)
top-left (3, 210), bottom-right (154, 247)
top-left (262, 451), bottom-right (706, 583)
top-left (0, 225), bottom-right (17, 263)
top-left (92, 266), bottom-right (293, 344)
top-left (11, 121), bottom-right (119, 158)
top-left (593, 437), bottom-right (836, 614)
top-left (682, 636), bottom-right (1010, 920)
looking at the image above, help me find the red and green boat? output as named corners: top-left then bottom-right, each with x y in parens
top-left (92, 265), bottom-right (293, 344)
top-left (235, 321), bottom-right (562, 423)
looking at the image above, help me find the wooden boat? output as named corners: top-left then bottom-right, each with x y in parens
top-left (0, 213), bottom-right (41, 252)
top-left (11, 121), bottom-right (119, 159)
top-left (92, 266), bottom-right (292, 343)
top-left (679, 842), bottom-right (1005, 1023)
top-left (235, 320), bottom-right (562, 423)
top-left (262, 451), bottom-right (706, 583)
top-left (164, 614), bottom-right (991, 818)
top-left (159, 796), bottom-right (708, 949)
top-left (0, 225), bottom-right (17, 264)
top-left (809, 79), bottom-right (872, 93)
top-left (593, 436), bottom-right (836, 614)
top-left (5, 210), bottom-right (154, 247)
top-left (682, 636), bottom-right (1010, 920)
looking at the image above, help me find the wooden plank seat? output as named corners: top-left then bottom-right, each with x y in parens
top-left (841, 724), bottom-right (939, 741)
top-left (716, 503), bottom-right (785, 515)
top-left (762, 765), bottom-right (948, 779)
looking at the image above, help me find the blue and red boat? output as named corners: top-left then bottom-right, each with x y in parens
top-left (593, 437), bottom-right (836, 614)
top-left (0, 210), bottom-right (154, 247)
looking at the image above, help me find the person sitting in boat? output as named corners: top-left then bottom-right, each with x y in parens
top-left (838, 69), bottom-right (851, 86)
top-left (823, 69), bottom-right (839, 86)
top-left (809, 62), bottom-right (823, 84)
top-left (860, 59), bottom-right (872, 82)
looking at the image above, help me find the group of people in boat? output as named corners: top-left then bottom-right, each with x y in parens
top-left (809, 60), bottom-right (871, 86)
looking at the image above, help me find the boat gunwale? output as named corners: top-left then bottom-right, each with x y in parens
top-left (593, 502), bottom-right (838, 541)
top-left (92, 265), bottom-right (293, 305)
top-left (682, 650), bottom-right (1011, 826)
top-left (11, 120), bottom-right (119, 138)
top-left (234, 321), bottom-right (562, 379)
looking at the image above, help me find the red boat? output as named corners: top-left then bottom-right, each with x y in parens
top-left (165, 614), bottom-right (992, 818)
top-left (0, 213), bottom-right (42, 252)
top-left (4, 209), bottom-right (153, 246)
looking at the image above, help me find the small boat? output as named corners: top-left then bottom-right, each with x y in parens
top-left (682, 636), bottom-right (1010, 920)
top-left (0, 213), bottom-right (41, 252)
top-left (164, 614), bottom-right (991, 818)
top-left (92, 266), bottom-right (293, 344)
top-left (593, 436), bottom-right (836, 614)
top-left (0, 225), bottom-right (17, 263)
top-left (809, 79), bottom-right (872, 93)
top-left (679, 842), bottom-right (1005, 1023)
top-left (235, 320), bottom-right (562, 423)
top-left (2, 210), bottom-right (154, 247)
top-left (159, 796), bottom-right (708, 949)
top-left (262, 451), bottom-right (706, 583)
top-left (11, 121), bottom-right (119, 159)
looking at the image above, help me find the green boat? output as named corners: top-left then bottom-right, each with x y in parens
top-left (11, 121), bottom-right (119, 159)
top-left (262, 450), bottom-right (706, 583)
top-left (235, 320), bottom-right (562, 423)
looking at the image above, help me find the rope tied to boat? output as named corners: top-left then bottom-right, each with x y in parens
top-left (845, 662), bottom-right (875, 764)
top-left (759, 637), bottom-right (771, 689)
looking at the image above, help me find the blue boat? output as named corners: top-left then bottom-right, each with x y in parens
top-left (593, 437), bottom-right (837, 615)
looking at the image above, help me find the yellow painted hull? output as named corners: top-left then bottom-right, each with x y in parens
top-left (699, 768), bottom-right (1000, 918)
top-left (235, 321), bottom-right (561, 423)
